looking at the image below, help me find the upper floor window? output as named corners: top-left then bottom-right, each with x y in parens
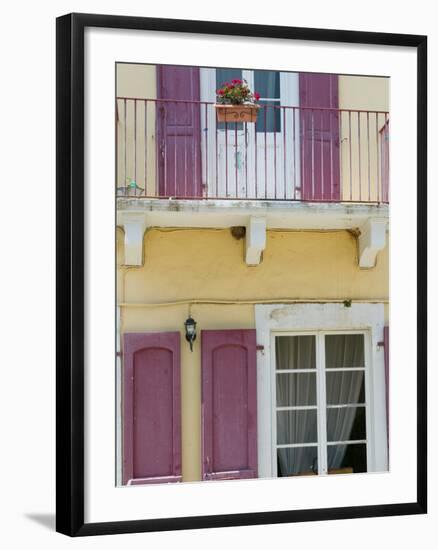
top-left (254, 70), bottom-right (281, 133)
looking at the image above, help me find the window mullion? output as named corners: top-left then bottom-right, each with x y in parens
top-left (242, 70), bottom-right (254, 90)
top-left (317, 333), bottom-right (328, 475)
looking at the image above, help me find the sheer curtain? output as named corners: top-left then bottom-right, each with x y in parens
top-left (275, 334), bottom-right (365, 475)
top-left (325, 335), bottom-right (365, 469)
top-left (276, 336), bottom-right (317, 475)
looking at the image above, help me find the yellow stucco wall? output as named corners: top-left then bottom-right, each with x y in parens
top-left (338, 76), bottom-right (389, 202)
top-left (116, 64), bottom-right (156, 194)
top-left (117, 228), bottom-right (389, 481)
top-left (339, 75), bottom-right (389, 112)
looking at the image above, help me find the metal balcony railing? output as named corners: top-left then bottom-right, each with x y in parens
top-left (116, 98), bottom-right (389, 204)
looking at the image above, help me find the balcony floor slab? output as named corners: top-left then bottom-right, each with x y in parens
top-left (116, 198), bottom-right (389, 231)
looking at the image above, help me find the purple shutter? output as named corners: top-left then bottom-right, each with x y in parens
top-left (384, 326), bottom-right (389, 439)
top-left (123, 332), bottom-right (181, 485)
top-left (201, 329), bottom-right (258, 481)
top-left (299, 73), bottom-right (340, 201)
top-left (157, 65), bottom-right (202, 198)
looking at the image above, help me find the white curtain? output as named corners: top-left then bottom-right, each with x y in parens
top-left (325, 335), bottom-right (365, 470)
top-left (276, 336), bottom-right (318, 475)
top-left (275, 334), bottom-right (365, 475)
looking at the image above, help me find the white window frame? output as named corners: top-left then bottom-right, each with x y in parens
top-left (255, 303), bottom-right (388, 479)
top-left (271, 329), bottom-right (370, 477)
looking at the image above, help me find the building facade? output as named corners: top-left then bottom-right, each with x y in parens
top-left (116, 63), bottom-right (389, 486)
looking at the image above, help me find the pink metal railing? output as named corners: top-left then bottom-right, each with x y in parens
top-left (116, 97), bottom-right (389, 204)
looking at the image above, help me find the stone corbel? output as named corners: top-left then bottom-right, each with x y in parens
top-left (358, 218), bottom-right (388, 268)
top-left (246, 216), bottom-right (267, 266)
top-left (118, 212), bottom-right (148, 266)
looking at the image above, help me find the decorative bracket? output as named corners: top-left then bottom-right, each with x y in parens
top-left (358, 218), bottom-right (388, 268)
top-left (246, 216), bottom-right (267, 266)
top-left (118, 212), bottom-right (148, 266)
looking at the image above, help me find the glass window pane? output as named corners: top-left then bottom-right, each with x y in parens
top-left (216, 68), bottom-right (243, 130)
top-left (256, 101), bottom-right (281, 133)
top-left (216, 68), bottom-right (243, 89)
top-left (325, 334), bottom-right (365, 368)
top-left (276, 373), bottom-right (317, 407)
top-left (326, 406), bottom-right (366, 442)
top-left (277, 410), bottom-right (318, 444)
top-left (276, 335), bottom-right (316, 370)
top-left (326, 371), bottom-right (365, 405)
top-left (277, 447), bottom-right (318, 477)
top-left (254, 70), bottom-right (280, 99)
top-left (327, 443), bottom-right (367, 474)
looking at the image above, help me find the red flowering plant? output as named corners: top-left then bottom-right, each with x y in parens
top-left (216, 79), bottom-right (261, 105)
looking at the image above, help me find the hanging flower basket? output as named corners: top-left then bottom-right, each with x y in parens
top-left (215, 79), bottom-right (260, 123)
top-left (215, 103), bottom-right (260, 123)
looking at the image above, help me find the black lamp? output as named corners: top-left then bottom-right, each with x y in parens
top-left (184, 315), bottom-right (197, 352)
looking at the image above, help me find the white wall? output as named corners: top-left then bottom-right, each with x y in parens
top-left (1, 1), bottom-right (434, 549)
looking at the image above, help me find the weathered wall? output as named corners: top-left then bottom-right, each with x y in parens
top-left (117, 228), bottom-right (389, 481)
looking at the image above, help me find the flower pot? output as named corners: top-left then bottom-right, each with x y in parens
top-left (215, 103), bottom-right (260, 123)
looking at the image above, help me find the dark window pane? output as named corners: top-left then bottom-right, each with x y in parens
top-left (325, 334), bottom-right (365, 368)
top-left (256, 101), bottom-right (281, 133)
top-left (327, 443), bottom-right (367, 474)
top-left (277, 410), bottom-right (318, 444)
top-left (276, 373), bottom-right (317, 407)
top-left (277, 447), bottom-right (318, 477)
top-left (216, 68), bottom-right (243, 130)
top-left (216, 68), bottom-right (243, 89)
top-left (276, 335), bottom-right (316, 370)
top-left (326, 406), bottom-right (366, 442)
top-left (254, 70), bottom-right (280, 99)
top-left (326, 371), bottom-right (365, 405)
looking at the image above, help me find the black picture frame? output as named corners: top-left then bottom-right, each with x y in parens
top-left (56, 12), bottom-right (427, 537)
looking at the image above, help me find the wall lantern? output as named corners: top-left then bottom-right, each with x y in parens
top-left (184, 315), bottom-right (197, 352)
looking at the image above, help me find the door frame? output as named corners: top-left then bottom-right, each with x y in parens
top-left (200, 68), bottom-right (300, 199)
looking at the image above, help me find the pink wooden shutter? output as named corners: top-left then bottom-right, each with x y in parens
top-left (299, 73), bottom-right (340, 201)
top-left (201, 329), bottom-right (258, 481)
top-left (384, 326), bottom-right (389, 438)
top-left (123, 332), bottom-right (181, 485)
top-left (157, 65), bottom-right (202, 198)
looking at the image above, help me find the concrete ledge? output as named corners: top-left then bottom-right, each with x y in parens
top-left (116, 198), bottom-right (389, 231)
top-left (116, 199), bottom-right (389, 268)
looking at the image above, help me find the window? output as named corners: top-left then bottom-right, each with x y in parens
top-left (254, 70), bottom-right (281, 133)
top-left (274, 332), bottom-right (368, 477)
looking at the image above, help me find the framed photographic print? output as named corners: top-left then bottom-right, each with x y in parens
top-left (56, 12), bottom-right (427, 536)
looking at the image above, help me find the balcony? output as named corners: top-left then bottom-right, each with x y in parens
top-left (116, 98), bottom-right (389, 267)
top-left (116, 97), bottom-right (389, 202)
